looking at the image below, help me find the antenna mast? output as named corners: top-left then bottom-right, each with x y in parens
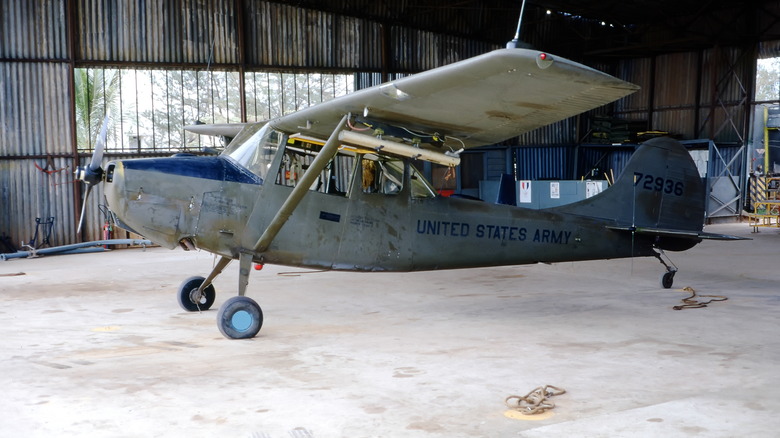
top-left (506, 0), bottom-right (528, 48)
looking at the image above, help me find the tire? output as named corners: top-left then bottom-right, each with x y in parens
top-left (177, 276), bottom-right (216, 312)
top-left (661, 272), bottom-right (675, 289)
top-left (217, 296), bottom-right (263, 339)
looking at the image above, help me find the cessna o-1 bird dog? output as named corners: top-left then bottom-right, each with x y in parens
top-left (75, 48), bottom-right (744, 339)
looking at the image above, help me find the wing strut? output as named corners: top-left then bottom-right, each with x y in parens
top-left (252, 114), bottom-right (350, 254)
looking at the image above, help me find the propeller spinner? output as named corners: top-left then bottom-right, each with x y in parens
top-left (75, 115), bottom-right (109, 233)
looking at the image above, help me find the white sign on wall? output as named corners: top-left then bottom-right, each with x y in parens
top-left (550, 182), bottom-right (560, 199)
top-left (519, 180), bottom-right (532, 203)
top-left (586, 181), bottom-right (604, 198)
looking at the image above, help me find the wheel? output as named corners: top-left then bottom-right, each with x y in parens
top-left (661, 272), bottom-right (675, 289)
top-left (217, 296), bottom-right (263, 339)
top-left (177, 276), bottom-right (216, 312)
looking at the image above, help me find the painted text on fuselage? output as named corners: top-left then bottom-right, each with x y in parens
top-left (415, 219), bottom-right (571, 244)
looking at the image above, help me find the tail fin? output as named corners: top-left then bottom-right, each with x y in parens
top-left (556, 137), bottom-right (729, 250)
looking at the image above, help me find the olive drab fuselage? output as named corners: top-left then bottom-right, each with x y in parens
top-left (104, 124), bottom-right (708, 273)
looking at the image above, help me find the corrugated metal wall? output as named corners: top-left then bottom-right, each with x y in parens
top-left (78, 0), bottom-right (239, 64)
top-left (515, 146), bottom-right (572, 181)
top-left (0, 60), bottom-right (77, 247)
top-left (0, 0), bottom-right (68, 60)
top-left (244, 2), bottom-right (382, 69)
top-left (614, 47), bottom-right (752, 144)
top-left (515, 119), bottom-right (577, 146)
top-left (0, 62), bottom-right (72, 156)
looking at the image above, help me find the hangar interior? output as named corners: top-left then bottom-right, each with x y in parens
top-left (1, 0), bottom-right (780, 249)
top-left (3, 2), bottom-right (780, 437)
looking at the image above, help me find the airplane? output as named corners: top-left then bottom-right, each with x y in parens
top-left (74, 48), bottom-right (747, 339)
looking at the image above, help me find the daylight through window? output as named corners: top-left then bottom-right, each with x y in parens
top-left (75, 68), bottom-right (355, 154)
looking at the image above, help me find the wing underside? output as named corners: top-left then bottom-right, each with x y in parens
top-left (271, 48), bottom-right (639, 149)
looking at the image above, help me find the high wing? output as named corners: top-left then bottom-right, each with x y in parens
top-left (271, 48), bottom-right (639, 149)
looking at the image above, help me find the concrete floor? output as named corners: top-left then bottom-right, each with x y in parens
top-left (1, 223), bottom-right (778, 437)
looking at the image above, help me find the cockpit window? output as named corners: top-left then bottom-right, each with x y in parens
top-left (409, 164), bottom-right (437, 199)
top-left (361, 156), bottom-right (436, 198)
top-left (222, 123), bottom-right (280, 181)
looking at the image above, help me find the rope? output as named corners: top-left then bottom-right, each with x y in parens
top-left (673, 286), bottom-right (727, 310)
top-left (505, 385), bottom-right (566, 415)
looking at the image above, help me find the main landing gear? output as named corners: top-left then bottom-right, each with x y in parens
top-left (175, 116), bottom-right (350, 339)
top-left (653, 247), bottom-right (678, 289)
top-left (176, 253), bottom-right (264, 339)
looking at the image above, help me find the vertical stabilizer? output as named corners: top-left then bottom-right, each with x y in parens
top-left (556, 137), bottom-right (706, 240)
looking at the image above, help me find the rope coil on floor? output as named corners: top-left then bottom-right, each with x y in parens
top-left (673, 286), bottom-right (728, 310)
top-left (505, 385), bottom-right (566, 415)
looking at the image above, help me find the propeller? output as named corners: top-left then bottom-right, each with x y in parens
top-left (75, 114), bottom-right (110, 233)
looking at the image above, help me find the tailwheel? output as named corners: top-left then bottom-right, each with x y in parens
top-left (177, 276), bottom-right (216, 312)
top-left (653, 247), bottom-right (678, 289)
top-left (661, 271), bottom-right (675, 289)
top-left (217, 296), bottom-right (263, 339)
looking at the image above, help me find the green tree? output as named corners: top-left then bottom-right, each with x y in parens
top-left (755, 58), bottom-right (780, 102)
top-left (141, 69), bottom-right (242, 151)
top-left (74, 68), bottom-right (120, 151)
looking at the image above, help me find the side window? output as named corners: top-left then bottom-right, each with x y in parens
top-left (276, 138), bottom-right (355, 196)
top-left (360, 157), bottom-right (436, 198)
top-left (361, 158), bottom-right (403, 195)
top-left (409, 164), bottom-right (437, 199)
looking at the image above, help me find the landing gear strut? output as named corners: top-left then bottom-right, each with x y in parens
top-left (653, 247), bottom-right (678, 289)
top-left (183, 253), bottom-right (265, 339)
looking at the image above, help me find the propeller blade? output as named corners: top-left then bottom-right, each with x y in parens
top-left (76, 185), bottom-right (94, 233)
top-left (89, 114), bottom-right (110, 171)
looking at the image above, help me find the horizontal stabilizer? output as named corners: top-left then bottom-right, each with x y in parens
top-left (606, 226), bottom-right (750, 241)
top-left (697, 231), bottom-right (751, 241)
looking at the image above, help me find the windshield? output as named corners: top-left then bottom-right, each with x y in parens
top-left (222, 123), bottom-right (280, 181)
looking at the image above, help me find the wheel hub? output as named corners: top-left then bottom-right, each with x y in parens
top-left (188, 288), bottom-right (206, 305)
top-left (231, 310), bottom-right (253, 332)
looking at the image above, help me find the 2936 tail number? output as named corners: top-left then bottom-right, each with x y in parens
top-left (633, 172), bottom-right (684, 196)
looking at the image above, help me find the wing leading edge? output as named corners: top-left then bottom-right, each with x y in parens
top-left (271, 48), bottom-right (640, 149)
